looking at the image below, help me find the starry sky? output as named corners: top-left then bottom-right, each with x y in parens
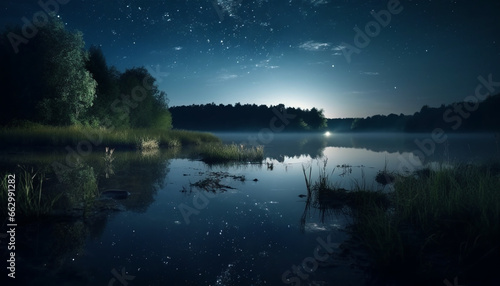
top-left (1, 0), bottom-right (499, 118)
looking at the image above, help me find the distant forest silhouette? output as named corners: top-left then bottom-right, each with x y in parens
top-left (170, 94), bottom-right (500, 133)
top-left (1, 15), bottom-right (498, 133)
top-left (334, 93), bottom-right (500, 133)
top-left (170, 104), bottom-right (328, 132)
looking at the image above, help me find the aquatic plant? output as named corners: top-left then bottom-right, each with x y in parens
top-left (136, 136), bottom-right (159, 150)
top-left (375, 159), bottom-right (396, 186)
top-left (300, 159), bottom-right (500, 283)
top-left (198, 143), bottom-right (264, 164)
top-left (103, 147), bottom-right (115, 178)
top-left (0, 166), bottom-right (61, 217)
top-left (351, 163), bottom-right (500, 284)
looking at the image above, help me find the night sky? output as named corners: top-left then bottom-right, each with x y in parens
top-left (2, 0), bottom-right (499, 118)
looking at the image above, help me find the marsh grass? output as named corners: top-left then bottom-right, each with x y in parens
top-left (301, 160), bottom-right (500, 283)
top-left (197, 143), bottom-right (264, 164)
top-left (352, 163), bottom-right (500, 283)
top-left (0, 125), bottom-right (220, 149)
top-left (0, 166), bottom-right (61, 217)
top-left (375, 158), bottom-right (396, 186)
top-left (136, 136), bottom-right (159, 150)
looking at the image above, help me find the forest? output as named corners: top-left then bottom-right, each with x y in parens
top-left (0, 16), bottom-right (171, 130)
top-left (336, 94), bottom-right (500, 133)
top-left (169, 103), bottom-right (327, 131)
top-left (1, 15), bottom-right (498, 134)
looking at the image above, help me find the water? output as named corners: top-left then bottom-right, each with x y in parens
top-left (1, 132), bottom-right (498, 285)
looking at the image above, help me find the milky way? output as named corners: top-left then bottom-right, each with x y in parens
top-left (2, 0), bottom-right (499, 117)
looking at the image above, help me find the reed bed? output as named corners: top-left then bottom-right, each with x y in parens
top-left (0, 125), bottom-right (220, 149)
top-left (302, 161), bottom-right (500, 284)
top-left (0, 166), bottom-right (61, 217)
top-left (197, 143), bottom-right (264, 164)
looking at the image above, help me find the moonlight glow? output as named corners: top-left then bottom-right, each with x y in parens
top-left (1, 1), bottom-right (498, 118)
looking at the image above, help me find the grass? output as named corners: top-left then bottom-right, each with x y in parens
top-left (0, 163), bottom-right (101, 218)
top-left (356, 164), bottom-right (499, 284)
top-left (0, 124), bottom-right (220, 149)
top-left (136, 136), bottom-right (159, 150)
top-left (302, 161), bottom-right (500, 284)
top-left (197, 143), bottom-right (264, 164)
top-left (0, 166), bottom-right (61, 217)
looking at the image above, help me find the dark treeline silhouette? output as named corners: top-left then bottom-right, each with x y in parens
top-left (326, 118), bottom-right (356, 132)
top-left (350, 113), bottom-right (410, 132)
top-left (169, 103), bottom-right (327, 132)
top-left (0, 16), bottom-right (171, 129)
top-left (328, 94), bottom-right (500, 133)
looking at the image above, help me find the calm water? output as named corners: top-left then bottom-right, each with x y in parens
top-left (1, 132), bottom-right (498, 285)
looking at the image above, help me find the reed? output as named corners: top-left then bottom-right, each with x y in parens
top-left (301, 160), bottom-right (500, 283)
top-left (198, 143), bottom-right (264, 164)
top-left (0, 124), bottom-right (220, 149)
top-left (0, 166), bottom-right (61, 217)
top-left (353, 163), bottom-right (500, 283)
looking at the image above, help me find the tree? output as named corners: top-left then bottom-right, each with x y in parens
top-left (119, 67), bottom-right (172, 129)
top-left (85, 46), bottom-right (122, 127)
top-left (33, 17), bottom-right (96, 125)
top-left (0, 16), bottom-right (96, 125)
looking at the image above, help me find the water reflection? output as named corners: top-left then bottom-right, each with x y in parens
top-left (215, 132), bottom-right (499, 165)
top-left (1, 133), bottom-right (498, 285)
top-left (0, 149), bottom-right (176, 284)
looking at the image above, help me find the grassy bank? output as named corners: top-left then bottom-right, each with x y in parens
top-left (303, 162), bottom-right (500, 284)
top-left (0, 125), bottom-right (221, 149)
top-left (197, 143), bottom-right (264, 164)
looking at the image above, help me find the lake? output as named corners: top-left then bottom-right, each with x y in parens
top-left (1, 132), bottom-right (498, 285)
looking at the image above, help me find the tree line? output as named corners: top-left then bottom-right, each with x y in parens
top-left (329, 93), bottom-right (500, 133)
top-left (169, 103), bottom-right (328, 132)
top-left (0, 16), bottom-right (171, 129)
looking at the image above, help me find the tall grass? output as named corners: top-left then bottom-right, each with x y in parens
top-left (136, 136), bottom-right (159, 150)
top-left (351, 163), bottom-right (500, 283)
top-left (197, 143), bottom-right (264, 164)
top-left (0, 125), bottom-right (220, 149)
top-left (301, 160), bottom-right (500, 283)
top-left (0, 166), bottom-right (61, 217)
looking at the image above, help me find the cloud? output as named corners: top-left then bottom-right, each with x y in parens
top-left (299, 40), bottom-right (331, 51)
top-left (360, 71), bottom-right (380, 76)
top-left (309, 0), bottom-right (330, 6)
top-left (255, 58), bottom-right (279, 69)
top-left (174, 46), bottom-right (183, 51)
top-left (332, 44), bottom-right (347, 51)
top-left (219, 74), bottom-right (238, 81)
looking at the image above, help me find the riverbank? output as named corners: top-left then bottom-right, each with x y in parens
top-left (303, 161), bottom-right (500, 285)
top-left (0, 124), bottom-right (221, 149)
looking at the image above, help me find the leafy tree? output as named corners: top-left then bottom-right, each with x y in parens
top-left (85, 46), bottom-right (122, 127)
top-left (119, 67), bottom-right (172, 129)
top-left (0, 16), bottom-right (96, 125)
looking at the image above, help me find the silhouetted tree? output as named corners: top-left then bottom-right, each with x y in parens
top-left (0, 16), bottom-right (96, 125)
top-left (119, 67), bottom-right (172, 129)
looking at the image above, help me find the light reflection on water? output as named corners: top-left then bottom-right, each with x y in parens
top-left (1, 132), bottom-right (497, 285)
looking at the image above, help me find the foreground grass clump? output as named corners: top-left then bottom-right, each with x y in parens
top-left (351, 164), bottom-right (500, 284)
top-left (301, 161), bottom-right (499, 284)
top-left (197, 143), bottom-right (264, 164)
top-left (0, 124), bottom-right (220, 148)
top-left (0, 166), bottom-right (61, 217)
top-left (301, 161), bottom-right (389, 221)
top-left (136, 137), bottom-right (159, 150)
